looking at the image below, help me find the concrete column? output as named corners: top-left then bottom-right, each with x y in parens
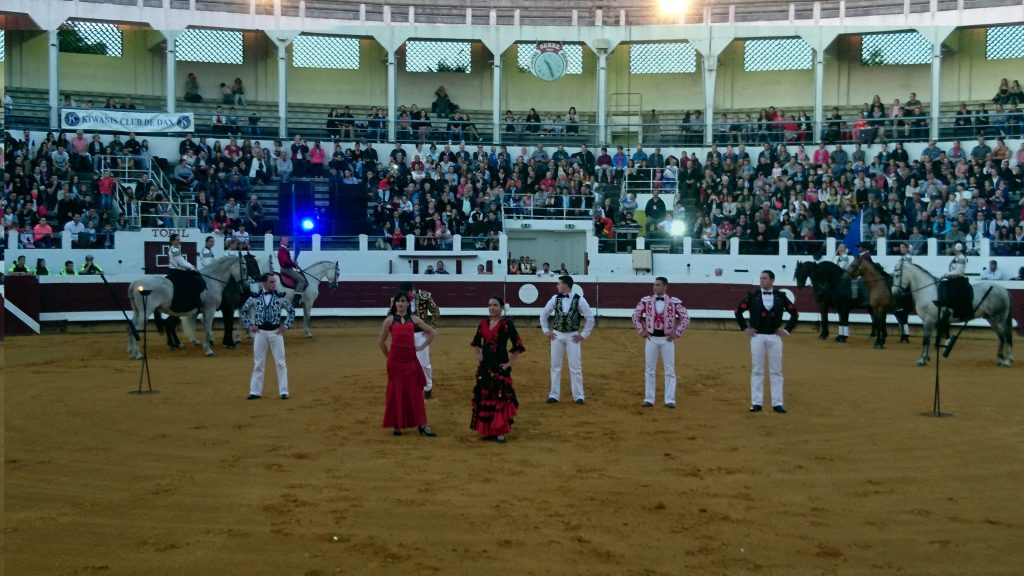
top-left (48, 29), bottom-right (59, 127)
top-left (702, 52), bottom-right (718, 146)
top-left (597, 50), bottom-right (608, 144)
top-left (161, 30), bottom-right (181, 113)
top-left (492, 60), bottom-right (501, 144)
top-left (387, 49), bottom-right (397, 143)
top-left (930, 41), bottom-right (942, 141)
top-left (814, 48), bottom-right (825, 142)
top-left (267, 32), bottom-right (299, 138)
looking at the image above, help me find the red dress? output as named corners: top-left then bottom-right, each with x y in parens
top-left (382, 315), bottom-right (428, 430)
top-left (470, 318), bottom-right (525, 437)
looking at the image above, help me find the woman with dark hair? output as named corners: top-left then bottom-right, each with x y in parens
top-left (470, 296), bottom-right (524, 443)
top-left (379, 291), bottom-right (437, 437)
top-left (34, 258), bottom-right (49, 276)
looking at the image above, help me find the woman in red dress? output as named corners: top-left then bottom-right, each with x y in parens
top-left (470, 297), bottom-right (525, 443)
top-left (379, 292), bottom-right (437, 437)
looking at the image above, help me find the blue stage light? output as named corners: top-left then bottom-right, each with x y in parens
top-left (300, 217), bottom-right (316, 232)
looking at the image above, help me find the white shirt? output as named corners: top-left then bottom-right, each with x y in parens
top-left (540, 293), bottom-right (595, 338)
top-left (200, 247), bottom-right (215, 268)
top-left (761, 290), bottom-right (775, 310)
top-left (168, 245), bottom-right (196, 270)
top-left (948, 255), bottom-right (967, 277)
top-left (980, 266), bottom-right (1006, 280)
top-left (537, 270), bottom-right (557, 278)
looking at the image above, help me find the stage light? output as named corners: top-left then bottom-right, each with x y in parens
top-left (659, 0), bottom-right (687, 14)
top-left (669, 220), bottom-right (686, 237)
top-left (300, 217), bottom-right (316, 232)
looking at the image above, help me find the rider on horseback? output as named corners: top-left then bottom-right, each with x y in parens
top-left (277, 236), bottom-right (307, 307)
top-left (167, 233), bottom-right (206, 314)
top-left (937, 242), bottom-right (972, 319)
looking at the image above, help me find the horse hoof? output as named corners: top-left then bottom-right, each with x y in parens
top-left (916, 360), bottom-right (928, 367)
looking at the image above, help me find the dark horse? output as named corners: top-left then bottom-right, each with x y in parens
top-left (795, 260), bottom-right (911, 345)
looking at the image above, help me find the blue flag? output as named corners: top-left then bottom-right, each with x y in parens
top-left (844, 212), bottom-right (862, 256)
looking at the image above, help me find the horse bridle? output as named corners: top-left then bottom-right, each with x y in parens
top-left (196, 252), bottom-right (250, 286)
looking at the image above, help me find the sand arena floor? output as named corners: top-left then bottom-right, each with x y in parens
top-left (4, 319), bottom-right (1023, 575)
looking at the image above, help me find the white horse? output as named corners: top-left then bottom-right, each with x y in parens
top-left (893, 260), bottom-right (1014, 367)
top-left (263, 256), bottom-right (341, 338)
top-left (127, 254), bottom-right (254, 359)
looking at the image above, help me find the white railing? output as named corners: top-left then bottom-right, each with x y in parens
top-left (128, 200), bottom-right (197, 230)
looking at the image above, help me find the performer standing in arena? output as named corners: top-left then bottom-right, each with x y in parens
top-left (399, 281), bottom-right (440, 399)
top-left (470, 296), bottom-right (525, 443)
top-left (379, 292), bottom-right (437, 437)
top-left (540, 275), bottom-right (595, 405)
top-left (241, 273), bottom-right (295, 400)
top-left (734, 270), bottom-right (799, 414)
top-left (277, 235), bottom-right (306, 307)
top-left (631, 277), bottom-right (690, 408)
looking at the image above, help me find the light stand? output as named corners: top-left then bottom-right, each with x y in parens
top-left (922, 306), bottom-right (952, 417)
top-left (132, 287), bottom-right (158, 395)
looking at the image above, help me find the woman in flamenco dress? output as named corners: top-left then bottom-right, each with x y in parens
top-left (470, 296), bottom-right (525, 443)
top-left (379, 291), bottom-right (437, 437)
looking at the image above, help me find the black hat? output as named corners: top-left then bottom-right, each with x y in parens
top-left (858, 241), bottom-right (874, 250)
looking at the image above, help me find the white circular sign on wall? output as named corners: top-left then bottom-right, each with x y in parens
top-left (570, 284), bottom-right (585, 298)
top-left (518, 283), bottom-right (539, 305)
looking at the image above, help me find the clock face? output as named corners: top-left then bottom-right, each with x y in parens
top-left (532, 50), bottom-right (568, 82)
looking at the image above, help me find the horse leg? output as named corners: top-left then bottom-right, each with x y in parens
top-left (836, 307), bottom-right (848, 343)
top-left (180, 314), bottom-right (199, 346)
top-left (203, 309), bottom-right (215, 356)
top-left (167, 316), bottom-right (183, 349)
top-left (918, 321), bottom-right (932, 366)
top-left (991, 315), bottom-right (1013, 367)
top-left (128, 302), bottom-right (142, 359)
top-left (222, 306), bottom-right (237, 348)
top-left (304, 299), bottom-right (313, 338)
top-left (818, 303), bottom-right (829, 340)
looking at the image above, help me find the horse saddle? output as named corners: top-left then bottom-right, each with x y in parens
top-left (279, 269), bottom-right (300, 289)
top-left (166, 269), bottom-right (207, 314)
top-left (936, 276), bottom-right (974, 320)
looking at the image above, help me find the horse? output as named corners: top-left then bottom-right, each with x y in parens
top-left (892, 259), bottom-right (1014, 367)
top-left (127, 254), bottom-right (255, 359)
top-left (264, 256), bottom-right (341, 338)
top-left (845, 255), bottom-right (896, 349)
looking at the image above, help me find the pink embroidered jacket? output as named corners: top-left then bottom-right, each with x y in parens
top-left (631, 295), bottom-right (690, 337)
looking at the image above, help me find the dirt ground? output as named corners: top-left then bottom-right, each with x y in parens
top-left (4, 319), bottom-right (1023, 576)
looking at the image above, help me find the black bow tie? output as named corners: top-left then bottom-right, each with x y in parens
top-left (656, 297), bottom-right (665, 301)
top-left (762, 291), bottom-right (773, 295)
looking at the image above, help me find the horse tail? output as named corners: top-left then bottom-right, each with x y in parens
top-left (153, 309), bottom-right (165, 334)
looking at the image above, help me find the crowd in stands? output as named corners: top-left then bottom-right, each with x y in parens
top-left (2, 129), bottom-right (153, 253)
top-left (689, 136), bottom-right (1024, 257)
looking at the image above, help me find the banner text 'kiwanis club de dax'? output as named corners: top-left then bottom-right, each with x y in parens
top-left (61, 109), bottom-right (195, 134)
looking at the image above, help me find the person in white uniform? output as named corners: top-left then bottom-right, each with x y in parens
top-left (631, 277), bottom-right (690, 408)
top-left (199, 235), bottom-right (216, 268)
top-left (241, 273), bottom-right (295, 400)
top-left (540, 275), bottom-right (595, 405)
top-left (734, 270), bottom-right (799, 414)
top-left (168, 233), bottom-right (196, 271)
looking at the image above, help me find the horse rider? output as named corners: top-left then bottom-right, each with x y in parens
top-left (894, 242), bottom-right (914, 342)
top-left (277, 236), bottom-right (307, 307)
top-left (849, 241), bottom-right (873, 301)
top-left (199, 235), bottom-right (216, 268)
top-left (168, 233), bottom-right (197, 272)
top-left (936, 241), bottom-right (970, 319)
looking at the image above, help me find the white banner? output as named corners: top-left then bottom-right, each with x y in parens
top-left (60, 108), bottom-right (195, 134)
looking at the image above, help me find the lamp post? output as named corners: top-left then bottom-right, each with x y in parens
top-left (134, 285), bottom-right (156, 395)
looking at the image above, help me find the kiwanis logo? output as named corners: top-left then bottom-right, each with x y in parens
top-left (63, 111), bottom-right (82, 127)
top-left (176, 115), bottom-right (192, 130)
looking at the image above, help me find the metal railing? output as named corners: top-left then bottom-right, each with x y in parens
top-left (128, 200), bottom-right (198, 229)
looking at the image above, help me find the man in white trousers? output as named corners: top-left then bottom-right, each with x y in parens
top-left (399, 281), bottom-right (440, 399)
top-left (734, 270), bottom-right (799, 414)
top-left (540, 275), bottom-right (595, 405)
top-left (242, 273), bottom-right (295, 400)
top-left (631, 277), bottom-right (691, 408)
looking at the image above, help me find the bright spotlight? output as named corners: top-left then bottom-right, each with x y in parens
top-left (669, 220), bottom-right (686, 237)
top-left (300, 217), bottom-right (316, 232)
top-left (659, 0), bottom-right (687, 14)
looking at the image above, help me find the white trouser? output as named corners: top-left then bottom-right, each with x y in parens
top-left (549, 331), bottom-right (584, 401)
top-left (250, 329), bottom-right (288, 396)
top-left (644, 336), bottom-right (677, 404)
top-left (414, 331), bottom-right (433, 391)
top-left (750, 333), bottom-right (783, 407)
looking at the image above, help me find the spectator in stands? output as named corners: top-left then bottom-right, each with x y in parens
top-left (184, 73), bottom-right (202, 103)
top-left (310, 140), bottom-right (327, 179)
top-left (433, 86), bottom-right (452, 118)
top-left (120, 97), bottom-right (137, 110)
top-left (232, 78), bottom-right (247, 105)
top-left (226, 107), bottom-right (241, 135)
top-left (33, 216), bottom-right (54, 248)
top-left (220, 82), bottom-right (234, 104)
top-left (291, 136), bottom-right (309, 178)
top-left (79, 255), bottom-right (102, 275)
top-left (51, 146), bottom-right (70, 179)
top-left (212, 106), bottom-right (228, 135)
top-left (525, 108), bottom-right (541, 134)
top-left (64, 213), bottom-right (85, 248)
top-left (173, 160), bottom-right (197, 193)
top-left (367, 106), bottom-right (386, 142)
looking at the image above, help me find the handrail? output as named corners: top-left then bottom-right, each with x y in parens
top-left (128, 200), bottom-right (198, 230)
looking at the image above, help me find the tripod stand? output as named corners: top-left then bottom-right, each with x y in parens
top-left (922, 305), bottom-right (953, 418)
top-left (132, 287), bottom-right (158, 395)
